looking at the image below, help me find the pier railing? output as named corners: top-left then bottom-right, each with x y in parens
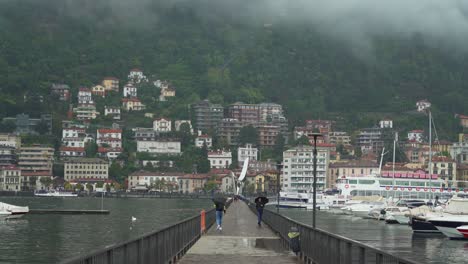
top-left (61, 209), bottom-right (216, 264)
top-left (249, 204), bottom-right (420, 264)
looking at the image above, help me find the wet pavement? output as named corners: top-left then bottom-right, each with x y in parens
top-left (179, 201), bottom-right (300, 264)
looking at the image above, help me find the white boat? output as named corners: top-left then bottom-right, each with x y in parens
top-left (350, 201), bottom-right (386, 218)
top-left (428, 214), bottom-right (468, 239)
top-left (34, 190), bottom-right (78, 197)
top-left (0, 202), bottom-right (29, 219)
top-left (0, 210), bottom-right (12, 219)
top-left (278, 192), bottom-right (329, 210)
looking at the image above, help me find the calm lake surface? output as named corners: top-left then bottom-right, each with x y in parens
top-left (0, 197), bottom-right (212, 264)
top-left (280, 208), bottom-right (468, 264)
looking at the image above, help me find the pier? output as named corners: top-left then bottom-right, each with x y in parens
top-left (61, 200), bottom-right (419, 264)
top-left (29, 209), bottom-right (110, 215)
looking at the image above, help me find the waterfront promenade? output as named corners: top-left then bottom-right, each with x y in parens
top-left (179, 201), bottom-right (299, 264)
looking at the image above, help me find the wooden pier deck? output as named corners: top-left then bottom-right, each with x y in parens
top-left (179, 201), bottom-right (299, 264)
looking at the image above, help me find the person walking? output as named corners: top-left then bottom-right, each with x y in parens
top-left (255, 195), bottom-right (269, 226)
top-left (213, 199), bottom-right (226, 231)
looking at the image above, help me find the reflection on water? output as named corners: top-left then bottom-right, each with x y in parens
top-left (280, 208), bottom-right (468, 264)
top-left (0, 197), bottom-right (212, 264)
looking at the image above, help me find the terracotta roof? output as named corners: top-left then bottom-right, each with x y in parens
top-left (98, 129), bottom-right (122, 134)
top-left (98, 147), bottom-right (123, 153)
top-left (456, 114), bottom-right (468, 119)
top-left (179, 174), bottom-right (211, 179)
top-left (432, 156), bottom-right (455, 162)
top-left (22, 171), bottom-right (52, 176)
top-left (79, 87), bottom-right (91, 92)
top-left (60, 146), bottom-right (85, 152)
top-left (122, 98), bottom-right (141, 102)
top-left (2, 165), bottom-right (20, 170)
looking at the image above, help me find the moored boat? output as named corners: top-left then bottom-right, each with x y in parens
top-left (456, 225), bottom-right (468, 238)
top-left (34, 190), bottom-right (78, 197)
top-left (0, 202), bottom-right (29, 219)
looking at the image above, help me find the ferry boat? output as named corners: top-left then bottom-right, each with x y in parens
top-left (335, 171), bottom-right (457, 200)
top-left (34, 190), bottom-right (78, 197)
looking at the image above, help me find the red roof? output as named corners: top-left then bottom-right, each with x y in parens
top-left (2, 165), bottom-right (20, 170)
top-left (60, 146), bottom-right (85, 152)
top-left (122, 98), bottom-right (141, 102)
top-left (79, 87), bottom-right (91, 92)
top-left (432, 156), bottom-right (454, 162)
top-left (98, 129), bottom-right (122, 134)
top-left (130, 68), bottom-right (142, 72)
top-left (22, 171), bottom-right (52, 177)
top-left (98, 147), bottom-right (123, 153)
top-left (410, 130), bottom-right (424, 133)
top-left (179, 174), bottom-right (211, 179)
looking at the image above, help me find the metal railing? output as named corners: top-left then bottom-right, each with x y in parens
top-left (61, 209), bottom-right (216, 264)
top-left (249, 204), bottom-right (421, 264)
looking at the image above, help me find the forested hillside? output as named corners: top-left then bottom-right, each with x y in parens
top-left (1, 0), bottom-right (467, 138)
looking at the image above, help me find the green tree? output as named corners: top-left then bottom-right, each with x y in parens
top-left (0, 120), bottom-right (16, 133)
top-left (294, 135), bottom-right (310, 146)
top-left (75, 183), bottom-right (84, 191)
top-left (86, 183), bottom-right (93, 192)
top-left (40, 177), bottom-right (52, 190)
top-left (273, 134), bottom-right (285, 161)
top-left (178, 122), bottom-right (194, 150)
top-left (64, 182), bottom-right (72, 191)
top-left (85, 142), bottom-right (98, 158)
top-left (35, 120), bottom-right (50, 135)
top-left (204, 180), bottom-right (218, 192)
top-left (238, 125), bottom-right (258, 146)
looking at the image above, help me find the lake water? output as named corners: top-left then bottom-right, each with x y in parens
top-left (0, 197), bottom-right (212, 264)
top-left (280, 208), bottom-right (468, 264)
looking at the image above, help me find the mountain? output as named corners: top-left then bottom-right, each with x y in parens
top-left (0, 0), bottom-right (466, 138)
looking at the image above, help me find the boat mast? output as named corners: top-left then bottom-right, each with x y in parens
top-left (392, 132), bottom-right (397, 200)
top-left (428, 110), bottom-right (433, 201)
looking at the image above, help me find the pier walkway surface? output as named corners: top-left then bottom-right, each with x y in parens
top-left (179, 201), bottom-right (299, 264)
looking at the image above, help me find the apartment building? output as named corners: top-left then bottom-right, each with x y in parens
top-left (50, 83), bottom-right (71, 101)
top-left (136, 140), bottom-right (181, 155)
top-left (219, 118), bottom-right (242, 146)
top-left (64, 158), bottom-right (109, 181)
top-left (328, 160), bottom-right (379, 188)
top-left (208, 150), bottom-right (232, 169)
top-left (282, 146), bottom-right (330, 192)
top-left (153, 118), bottom-right (172, 132)
top-left (238, 144), bottom-right (258, 164)
top-left (0, 133), bottom-right (21, 148)
top-left (192, 100), bottom-right (224, 132)
top-left (195, 134), bottom-right (212, 148)
top-left (18, 146), bottom-right (54, 174)
top-left (0, 165), bottom-right (22, 191)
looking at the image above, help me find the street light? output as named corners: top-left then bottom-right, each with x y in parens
top-left (276, 163), bottom-right (283, 214)
top-left (311, 132), bottom-right (323, 229)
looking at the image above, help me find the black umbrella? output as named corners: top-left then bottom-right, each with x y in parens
top-left (255, 196), bottom-right (269, 205)
top-left (213, 193), bottom-right (227, 205)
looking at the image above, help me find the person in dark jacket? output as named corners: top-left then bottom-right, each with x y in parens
top-left (213, 200), bottom-right (226, 231)
top-left (255, 196), bottom-right (268, 226)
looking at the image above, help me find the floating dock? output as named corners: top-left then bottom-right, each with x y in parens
top-left (29, 209), bottom-right (110, 215)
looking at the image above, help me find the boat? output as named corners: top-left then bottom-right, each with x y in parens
top-left (428, 215), bottom-right (468, 239)
top-left (0, 202), bottom-right (29, 219)
top-left (382, 206), bottom-right (410, 223)
top-left (350, 201), bottom-right (385, 218)
top-left (277, 192), bottom-right (329, 210)
top-left (455, 225), bottom-right (468, 238)
top-left (0, 210), bottom-right (12, 219)
top-left (34, 190), bottom-right (78, 197)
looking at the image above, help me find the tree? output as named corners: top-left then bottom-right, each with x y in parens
top-left (273, 134), bottom-right (285, 161)
top-left (86, 183), bottom-right (93, 193)
top-left (96, 182), bottom-right (104, 188)
top-left (197, 144), bottom-right (211, 173)
top-left (244, 182), bottom-right (256, 196)
top-left (0, 120), bottom-right (16, 133)
top-left (85, 142), bottom-right (98, 158)
top-left (238, 125), bottom-right (258, 146)
top-left (64, 182), bottom-right (72, 191)
top-left (75, 183), bottom-right (84, 191)
top-left (204, 180), bottom-right (218, 192)
top-left (35, 120), bottom-right (50, 135)
top-left (40, 177), bottom-right (52, 190)
top-left (294, 135), bottom-right (310, 146)
top-left (178, 122), bottom-right (193, 149)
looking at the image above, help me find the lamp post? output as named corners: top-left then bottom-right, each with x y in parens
top-left (276, 163), bottom-right (283, 214)
top-left (311, 133), bottom-right (322, 229)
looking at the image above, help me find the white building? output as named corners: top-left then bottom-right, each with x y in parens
top-left (0, 165), bottom-right (22, 191)
top-left (379, 119), bottom-right (393, 129)
top-left (59, 146), bottom-right (86, 157)
top-left (78, 88), bottom-right (93, 105)
top-left (62, 128), bottom-right (86, 139)
top-left (98, 147), bottom-right (122, 161)
top-left (451, 142), bottom-right (468, 164)
top-left (208, 150), bottom-right (232, 169)
top-left (123, 83), bottom-right (137, 97)
top-left (153, 118), bottom-right (172, 132)
top-left (238, 144), bottom-right (258, 164)
top-left (62, 137), bottom-right (86, 148)
top-left (195, 134), bottom-right (212, 148)
top-left (282, 146), bottom-right (330, 192)
top-left (97, 129), bottom-right (122, 149)
top-left (127, 171), bottom-right (184, 191)
top-left (137, 140), bottom-right (181, 155)
top-left (74, 104), bottom-right (99, 120)
top-left (0, 133), bottom-right (21, 148)
top-left (408, 130), bottom-right (424, 142)
top-left (175, 120), bottom-right (193, 133)
top-left (122, 98), bottom-right (145, 111)
top-left (104, 106), bottom-right (121, 120)
top-left (128, 68), bottom-right (147, 83)
top-left (417, 99), bottom-right (431, 112)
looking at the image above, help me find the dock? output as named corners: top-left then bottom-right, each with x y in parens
top-left (29, 209), bottom-right (110, 215)
top-left (179, 201), bottom-right (299, 264)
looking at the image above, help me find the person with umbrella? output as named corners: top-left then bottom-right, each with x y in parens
top-left (255, 194), bottom-right (269, 226)
top-left (212, 194), bottom-right (227, 231)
